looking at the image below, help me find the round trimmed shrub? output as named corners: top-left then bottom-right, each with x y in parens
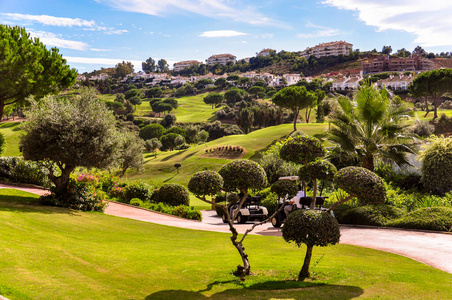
top-left (335, 166), bottom-right (387, 205)
top-left (279, 136), bottom-right (325, 165)
top-left (335, 204), bottom-right (405, 226)
top-left (218, 159), bottom-right (268, 192)
top-left (188, 170), bottom-right (223, 197)
top-left (298, 159), bottom-right (337, 182)
top-left (420, 136), bottom-right (452, 194)
top-left (271, 180), bottom-right (298, 200)
top-left (387, 207), bottom-right (452, 232)
top-left (283, 210), bottom-right (340, 247)
top-left (123, 181), bottom-right (153, 203)
top-left (154, 183), bottom-right (190, 206)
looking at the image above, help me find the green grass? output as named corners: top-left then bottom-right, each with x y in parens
top-left (136, 93), bottom-right (220, 123)
top-left (128, 123), bottom-right (329, 187)
top-left (0, 122), bottom-right (23, 157)
top-left (1, 189), bottom-right (452, 300)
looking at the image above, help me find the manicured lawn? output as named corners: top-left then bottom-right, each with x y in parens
top-left (136, 93), bottom-right (220, 123)
top-left (0, 122), bottom-right (23, 157)
top-left (0, 189), bottom-right (451, 299)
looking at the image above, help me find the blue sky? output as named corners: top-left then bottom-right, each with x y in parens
top-left (2, 0), bottom-right (452, 73)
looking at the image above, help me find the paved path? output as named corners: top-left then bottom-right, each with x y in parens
top-left (2, 184), bottom-right (452, 274)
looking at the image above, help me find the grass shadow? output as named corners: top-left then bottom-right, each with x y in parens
top-left (0, 196), bottom-right (78, 216)
top-left (248, 139), bottom-right (278, 161)
top-left (145, 280), bottom-right (364, 300)
top-left (161, 150), bottom-right (188, 162)
top-left (163, 173), bottom-right (178, 183)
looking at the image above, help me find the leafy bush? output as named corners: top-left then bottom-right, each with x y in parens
top-left (130, 198), bottom-right (143, 206)
top-left (122, 181), bottom-right (153, 203)
top-left (41, 179), bottom-right (107, 212)
top-left (335, 204), bottom-right (405, 226)
top-left (298, 159), bottom-right (336, 182)
top-left (419, 136), bottom-right (452, 194)
top-left (334, 166), bottom-right (387, 205)
top-left (215, 201), bottom-right (226, 217)
top-left (154, 183), bottom-right (190, 206)
top-left (0, 157), bottom-right (52, 187)
top-left (139, 123), bottom-right (165, 141)
top-left (410, 119), bottom-right (434, 137)
top-left (387, 207), bottom-right (452, 232)
top-left (261, 192), bottom-right (278, 216)
top-left (139, 201), bottom-right (202, 221)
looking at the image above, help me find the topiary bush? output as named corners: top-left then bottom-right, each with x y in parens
top-left (298, 159), bottom-right (337, 182)
top-left (122, 181), bottom-right (153, 203)
top-left (271, 180), bottom-right (299, 200)
top-left (419, 136), bottom-right (452, 194)
top-left (279, 136), bottom-right (325, 165)
top-left (154, 183), bottom-right (190, 206)
top-left (0, 157), bottom-right (52, 187)
top-left (282, 210), bottom-right (340, 279)
top-left (334, 166), bottom-right (387, 205)
top-left (188, 170), bottom-right (223, 198)
top-left (218, 159), bottom-right (268, 192)
top-left (387, 207), bottom-right (452, 232)
top-left (335, 204), bottom-right (405, 226)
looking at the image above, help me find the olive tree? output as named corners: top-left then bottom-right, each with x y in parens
top-left (188, 160), bottom-right (268, 278)
top-left (282, 210), bottom-right (340, 280)
top-left (0, 25), bottom-right (77, 120)
top-left (20, 88), bottom-right (122, 196)
top-left (328, 166), bottom-right (387, 212)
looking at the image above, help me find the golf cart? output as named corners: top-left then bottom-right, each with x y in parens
top-left (270, 176), bottom-right (328, 228)
top-left (222, 195), bottom-right (269, 224)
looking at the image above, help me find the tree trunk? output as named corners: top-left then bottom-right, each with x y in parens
top-left (50, 165), bottom-right (76, 196)
top-left (310, 180), bottom-right (317, 209)
top-left (433, 96), bottom-right (440, 120)
top-left (423, 97), bottom-right (430, 118)
top-left (299, 245), bottom-right (313, 280)
top-left (362, 155), bottom-right (374, 171)
top-left (226, 191), bottom-right (252, 278)
top-left (293, 110), bottom-right (298, 131)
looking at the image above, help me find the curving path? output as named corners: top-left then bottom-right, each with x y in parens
top-left (1, 184), bottom-right (452, 274)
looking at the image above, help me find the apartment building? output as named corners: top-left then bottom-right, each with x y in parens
top-left (301, 41), bottom-right (353, 59)
top-left (376, 74), bottom-right (414, 90)
top-left (206, 54), bottom-right (237, 66)
top-left (362, 55), bottom-right (434, 74)
top-left (173, 60), bottom-right (202, 72)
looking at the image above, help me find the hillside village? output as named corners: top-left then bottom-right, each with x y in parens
top-left (80, 40), bottom-right (448, 93)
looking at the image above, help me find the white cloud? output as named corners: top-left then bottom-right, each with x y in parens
top-left (2, 13), bottom-right (97, 28)
top-left (322, 0), bottom-right (452, 47)
top-left (298, 22), bottom-right (340, 39)
top-left (105, 29), bottom-right (129, 35)
top-left (94, 0), bottom-right (289, 28)
top-left (260, 33), bottom-right (274, 39)
top-left (29, 31), bottom-right (89, 51)
top-left (199, 30), bottom-right (249, 38)
top-left (65, 56), bottom-right (143, 67)
top-left (90, 48), bottom-right (112, 52)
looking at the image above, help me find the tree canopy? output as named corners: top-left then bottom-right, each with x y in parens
top-left (272, 86), bottom-right (316, 131)
top-left (0, 25), bottom-right (77, 120)
top-left (20, 88), bottom-right (125, 194)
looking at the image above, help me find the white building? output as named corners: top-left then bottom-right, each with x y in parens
top-left (173, 60), bottom-right (202, 72)
top-left (206, 54), bottom-right (237, 66)
top-left (377, 74), bottom-right (414, 91)
top-left (257, 48), bottom-right (275, 57)
top-left (331, 75), bottom-right (363, 91)
top-left (301, 41), bottom-right (353, 59)
top-left (89, 74), bottom-right (109, 81)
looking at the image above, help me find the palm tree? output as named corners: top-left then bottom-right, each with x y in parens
top-left (328, 84), bottom-right (417, 171)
